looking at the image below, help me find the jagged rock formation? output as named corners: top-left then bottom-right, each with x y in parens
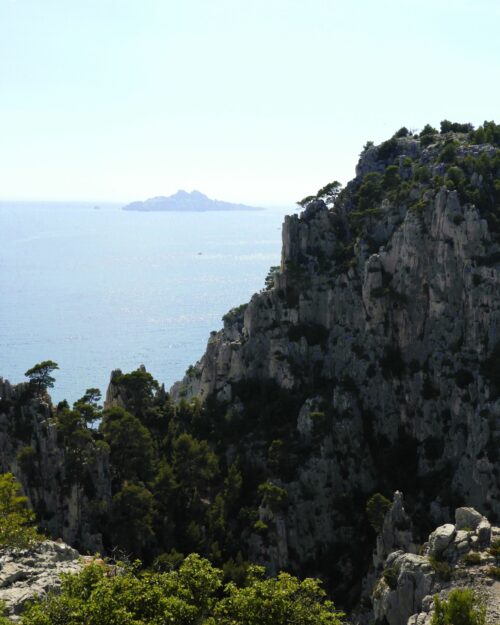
top-left (0, 379), bottom-right (111, 553)
top-left (172, 129), bottom-right (500, 590)
top-left (367, 495), bottom-right (500, 625)
top-left (0, 540), bottom-right (85, 621)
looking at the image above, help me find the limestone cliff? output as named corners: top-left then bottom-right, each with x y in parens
top-left (2, 125), bottom-right (500, 618)
top-left (0, 379), bottom-right (111, 553)
top-left (171, 129), bottom-right (500, 591)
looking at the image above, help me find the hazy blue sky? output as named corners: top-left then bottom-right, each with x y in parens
top-left (1, 0), bottom-right (499, 204)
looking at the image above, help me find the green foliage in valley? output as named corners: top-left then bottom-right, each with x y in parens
top-left (27, 367), bottom-right (311, 586)
top-left (19, 554), bottom-right (345, 625)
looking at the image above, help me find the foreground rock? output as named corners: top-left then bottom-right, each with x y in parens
top-left (0, 540), bottom-right (86, 620)
top-left (368, 496), bottom-right (500, 625)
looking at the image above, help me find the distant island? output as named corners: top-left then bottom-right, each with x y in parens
top-left (122, 190), bottom-right (264, 212)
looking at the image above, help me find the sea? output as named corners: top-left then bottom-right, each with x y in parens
top-left (0, 202), bottom-right (294, 404)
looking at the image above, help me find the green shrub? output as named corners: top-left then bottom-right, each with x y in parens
top-left (16, 446), bottom-right (37, 481)
top-left (253, 519), bottom-right (269, 534)
top-left (394, 127), bottom-right (409, 138)
top-left (439, 141), bottom-right (458, 164)
top-left (376, 137), bottom-right (398, 161)
top-left (382, 566), bottom-right (399, 589)
top-left (0, 473), bottom-right (42, 549)
top-left (258, 482), bottom-right (288, 513)
top-left (462, 552), bottom-right (481, 566)
top-left (429, 556), bottom-right (452, 581)
top-left (356, 172), bottom-right (383, 212)
top-left (414, 165), bottom-right (431, 182)
top-left (383, 165), bottom-right (400, 190)
top-left (486, 565), bottom-right (500, 579)
top-left (420, 124), bottom-right (438, 137)
top-left (431, 588), bottom-right (485, 625)
top-left (21, 555), bottom-right (344, 625)
top-left (366, 493), bottom-right (391, 533)
top-left (440, 120), bottom-right (474, 134)
top-left (489, 538), bottom-right (500, 558)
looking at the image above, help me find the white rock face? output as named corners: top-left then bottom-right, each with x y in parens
top-left (455, 506), bottom-right (484, 531)
top-left (168, 136), bottom-right (500, 579)
top-left (370, 503), bottom-right (500, 625)
top-left (0, 540), bottom-right (86, 620)
top-left (428, 524), bottom-right (456, 558)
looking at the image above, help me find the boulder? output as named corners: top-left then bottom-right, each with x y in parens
top-left (477, 518), bottom-right (492, 547)
top-left (0, 540), bottom-right (84, 620)
top-left (428, 524), bottom-right (455, 557)
top-left (455, 507), bottom-right (483, 531)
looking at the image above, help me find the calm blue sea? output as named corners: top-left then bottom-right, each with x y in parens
top-left (0, 202), bottom-right (293, 404)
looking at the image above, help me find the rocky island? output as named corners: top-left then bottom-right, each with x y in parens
top-left (2, 120), bottom-right (500, 623)
top-left (122, 189), bottom-right (264, 211)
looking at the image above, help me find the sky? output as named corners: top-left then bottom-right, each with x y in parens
top-left (0, 0), bottom-right (499, 205)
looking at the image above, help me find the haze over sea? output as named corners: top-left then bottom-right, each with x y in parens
top-left (1, 202), bottom-right (292, 404)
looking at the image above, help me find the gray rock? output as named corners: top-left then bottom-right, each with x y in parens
top-left (455, 507), bottom-right (483, 531)
top-left (477, 518), bottom-right (492, 547)
top-left (428, 524), bottom-right (455, 557)
top-left (375, 492), bottom-right (415, 569)
top-left (370, 507), bottom-right (500, 625)
top-left (0, 540), bottom-right (84, 620)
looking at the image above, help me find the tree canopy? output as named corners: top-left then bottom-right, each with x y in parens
top-left (24, 361), bottom-right (59, 395)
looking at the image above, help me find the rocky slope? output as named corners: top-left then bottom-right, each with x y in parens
top-left (0, 540), bottom-right (85, 621)
top-left (363, 493), bottom-right (500, 625)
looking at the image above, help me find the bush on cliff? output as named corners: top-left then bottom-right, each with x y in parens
top-left (0, 473), bottom-right (42, 549)
top-left (431, 588), bottom-right (485, 625)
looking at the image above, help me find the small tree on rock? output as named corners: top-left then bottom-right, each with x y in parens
top-left (24, 360), bottom-right (59, 396)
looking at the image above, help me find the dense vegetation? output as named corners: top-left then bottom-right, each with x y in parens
top-left (0, 474), bottom-right (343, 624)
top-left (14, 555), bottom-right (344, 625)
top-left (17, 365), bottom-right (318, 585)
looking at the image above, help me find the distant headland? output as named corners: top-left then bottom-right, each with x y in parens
top-left (122, 190), bottom-right (264, 212)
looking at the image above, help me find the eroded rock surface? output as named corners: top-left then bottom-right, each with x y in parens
top-left (0, 540), bottom-right (86, 621)
top-left (369, 497), bottom-right (500, 625)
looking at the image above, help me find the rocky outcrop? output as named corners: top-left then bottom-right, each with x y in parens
top-left (370, 499), bottom-right (500, 625)
top-left (170, 132), bottom-right (500, 583)
top-left (375, 491), bottom-right (416, 569)
top-left (0, 379), bottom-right (111, 553)
top-left (0, 540), bottom-right (86, 621)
